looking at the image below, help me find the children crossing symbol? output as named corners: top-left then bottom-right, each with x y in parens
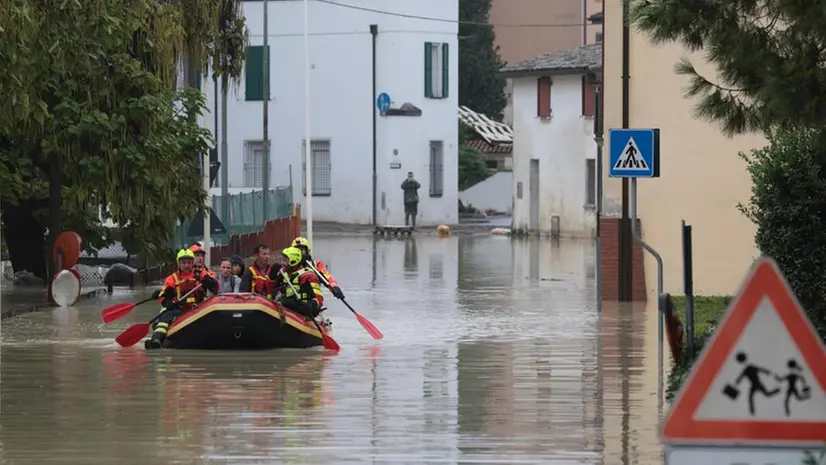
top-left (613, 137), bottom-right (648, 171)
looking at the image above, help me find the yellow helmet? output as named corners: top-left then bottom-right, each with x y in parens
top-left (282, 247), bottom-right (304, 268)
top-left (176, 248), bottom-right (195, 262)
top-left (292, 236), bottom-right (311, 254)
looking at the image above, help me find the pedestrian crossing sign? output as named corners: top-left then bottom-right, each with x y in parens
top-left (608, 128), bottom-right (660, 178)
top-left (660, 256), bottom-right (826, 447)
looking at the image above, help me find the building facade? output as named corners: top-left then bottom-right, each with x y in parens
top-left (491, 0), bottom-right (603, 124)
top-left (200, 0), bottom-right (459, 226)
top-left (502, 43), bottom-right (601, 237)
top-left (602, 0), bottom-right (766, 295)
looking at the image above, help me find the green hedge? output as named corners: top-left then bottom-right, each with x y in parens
top-left (665, 295), bottom-right (732, 403)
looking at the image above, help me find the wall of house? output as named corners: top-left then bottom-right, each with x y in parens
top-left (200, 0), bottom-right (458, 226)
top-left (602, 0), bottom-right (765, 296)
top-left (511, 74), bottom-right (597, 236)
top-left (459, 171), bottom-right (513, 214)
top-left (491, 0), bottom-right (583, 65)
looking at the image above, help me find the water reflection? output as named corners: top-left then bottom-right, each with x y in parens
top-left (1, 236), bottom-right (656, 464)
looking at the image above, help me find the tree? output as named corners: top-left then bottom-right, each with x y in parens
top-left (0, 0), bottom-right (248, 279)
top-left (459, 0), bottom-right (507, 121)
top-left (458, 122), bottom-right (494, 190)
top-left (630, 0), bottom-right (826, 136)
top-left (739, 129), bottom-right (826, 338)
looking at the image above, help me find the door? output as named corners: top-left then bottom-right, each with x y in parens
top-left (529, 159), bottom-right (540, 231)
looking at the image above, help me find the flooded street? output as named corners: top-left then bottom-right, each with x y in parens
top-left (0, 236), bottom-right (660, 464)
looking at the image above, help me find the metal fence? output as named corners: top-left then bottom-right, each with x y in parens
top-left (169, 186), bottom-right (293, 249)
top-left (2, 242), bottom-right (133, 287)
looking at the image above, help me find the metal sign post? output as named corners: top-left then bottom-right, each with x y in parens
top-left (608, 128), bottom-right (663, 407)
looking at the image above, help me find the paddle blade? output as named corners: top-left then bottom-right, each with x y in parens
top-left (115, 323), bottom-right (151, 347)
top-left (355, 312), bottom-right (384, 340)
top-left (321, 333), bottom-right (341, 351)
top-left (102, 302), bottom-right (137, 324)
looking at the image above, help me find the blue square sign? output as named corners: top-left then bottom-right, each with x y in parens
top-left (608, 128), bottom-right (660, 178)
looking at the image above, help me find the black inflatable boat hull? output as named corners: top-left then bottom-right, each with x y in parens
top-left (162, 293), bottom-right (330, 350)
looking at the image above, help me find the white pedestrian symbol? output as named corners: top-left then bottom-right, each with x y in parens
top-left (614, 137), bottom-right (648, 171)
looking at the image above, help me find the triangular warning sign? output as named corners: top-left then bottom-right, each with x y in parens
top-left (661, 257), bottom-right (826, 447)
top-left (613, 137), bottom-right (648, 171)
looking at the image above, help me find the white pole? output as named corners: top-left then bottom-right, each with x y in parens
top-left (203, 151), bottom-right (212, 268)
top-left (303, 0), bottom-right (313, 244)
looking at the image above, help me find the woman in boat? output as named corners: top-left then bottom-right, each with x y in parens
top-left (146, 248), bottom-right (219, 349)
top-left (276, 247), bottom-right (325, 319)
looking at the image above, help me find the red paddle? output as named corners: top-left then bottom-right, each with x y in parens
top-left (102, 292), bottom-right (159, 324)
top-left (113, 285), bottom-right (203, 348)
top-left (279, 269), bottom-right (340, 351)
top-left (306, 261), bottom-right (383, 340)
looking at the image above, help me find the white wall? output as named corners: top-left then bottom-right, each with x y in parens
top-left (201, 0), bottom-right (459, 226)
top-left (458, 171), bottom-right (513, 214)
top-left (511, 74), bottom-right (596, 236)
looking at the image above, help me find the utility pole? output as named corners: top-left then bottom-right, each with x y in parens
top-left (262, 0), bottom-right (271, 227)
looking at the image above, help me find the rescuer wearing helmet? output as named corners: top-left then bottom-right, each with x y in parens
top-left (276, 246), bottom-right (324, 319)
top-left (290, 236), bottom-right (344, 300)
top-left (189, 243), bottom-right (216, 279)
top-left (145, 248), bottom-right (219, 349)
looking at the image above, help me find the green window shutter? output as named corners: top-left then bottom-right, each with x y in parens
top-left (441, 43), bottom-right (449, 99)
top-left (195, 72), bottom-right (202, 91)
top-left (245, 46), bottom-right (269, 101)
top-left (424, 42), bottom-right (433, 98)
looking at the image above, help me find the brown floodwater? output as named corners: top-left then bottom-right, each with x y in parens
top-left (0, 236), bottom-right (660, 464)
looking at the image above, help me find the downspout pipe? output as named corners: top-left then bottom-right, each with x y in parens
top-left (370, 24), bottom-right (378, 225)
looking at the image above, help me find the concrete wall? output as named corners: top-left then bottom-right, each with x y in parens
top-left (511, 74), bottom-right (597, 236)
top-left (200, 0), bottom-right (459, 226)
top-left (459, 171), bottom-right (513, 214)
top-left (602, 0), bottom-right (765, 296)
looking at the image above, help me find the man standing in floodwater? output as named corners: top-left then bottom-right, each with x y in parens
top-left (401, 171), bottom-right (420, 229)
top-left (730, 351), bottom-right (780, 415)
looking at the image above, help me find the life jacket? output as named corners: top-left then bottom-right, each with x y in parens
top-left (249, 264), bottom-right (274, 299)
top-left (282, 267), bottom-right (322, 305)
top-left (162, 270), bottom-right (206, 311)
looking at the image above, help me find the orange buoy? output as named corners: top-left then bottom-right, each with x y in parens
top-left (52, 231), bottom-right (82, 269)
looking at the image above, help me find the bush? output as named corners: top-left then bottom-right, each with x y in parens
top-left (458, 145), bottom-right (493, 190)
top-left (739, 128), bottom-right (826, 340)
top-left (666, 295), bottom-right (731, 403)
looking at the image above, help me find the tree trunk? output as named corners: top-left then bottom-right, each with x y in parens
top-left (1, 200), bottom-right (47, 280)
top-left (47, 155), bottom-right (64, 301)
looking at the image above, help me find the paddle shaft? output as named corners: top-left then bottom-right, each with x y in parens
top-left (148, 284), bottom-right (204, 325)
top-left (306, 261), bottom-right (355, 311)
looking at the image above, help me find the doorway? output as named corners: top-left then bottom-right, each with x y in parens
top-left (529, 159), bottom-right (539, 231)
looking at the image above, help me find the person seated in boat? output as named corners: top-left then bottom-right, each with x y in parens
top-left (230, 255), bottom-right (245, 277)
top-left (189, 243), bottom-right (217, 280)
top-left (290, 236), bottom-right (345, 300)
top-left (145, 248), bottom-right (219, 349)
top-left (218, 258), bottom-right (241, 293)
top-left (276, 246), bottom-right (325, 319)
top-left (239, 244), bottom-right (276, 300)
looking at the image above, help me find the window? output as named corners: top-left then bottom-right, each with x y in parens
top-left (595, 32), bottom-right (603, 43)
top-left (485, 159), bottom-right (499, 170)
top-left (429, 141), bottom-right (444, 197)
top-left (537, 76), bottom-right (551, 118)
top-left (586, 158), bottom-right (596, 206)
top-left (302, 139), bottom-right (332, 196)
top-left (243, 141), bottom-right (267, 188)
top-left (424, 42), bottom-right (449, 99)
top-left (245, 46), bottom-right (270, 101)
top-left (582, 76), bottom-right (595, 117)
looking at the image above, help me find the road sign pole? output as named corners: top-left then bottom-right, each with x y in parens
top-left (630, 176), bottom-right (666, 411)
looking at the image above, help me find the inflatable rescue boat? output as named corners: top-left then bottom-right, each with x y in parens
top-left (159, 293), bottom-right (332, 350)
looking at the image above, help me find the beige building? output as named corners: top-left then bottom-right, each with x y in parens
top-left (491, 0), bottom-right (602, 123)
top-left (601, 0), bottom-right (767, 296)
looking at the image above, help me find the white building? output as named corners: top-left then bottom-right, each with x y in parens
top-left (199, 0), bottom-right (459, 226)
top-left (501, 43), bottom-right (600, 237)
